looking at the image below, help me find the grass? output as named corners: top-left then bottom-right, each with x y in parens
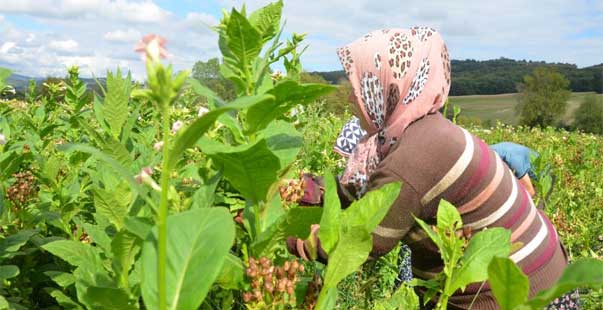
top-left (449, 92), bottom-right (603, 125)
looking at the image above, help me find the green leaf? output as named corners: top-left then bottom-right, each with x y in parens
top-left (252, 207), bottom-right (323, 257)
top-left (42, 240), bottom-right (104, 269)
top-left (523, 258), bottom-right (603, 309)
top-left (316, 286), bottom-right (337, 310)
top-left (45, 288), bottom-right (83, 309)
top-left (93, 187), bottom-right (130, 231)
top-left (44, 271), bottom-right (76, 288)
top-left (449, 228), bottom-right (511, 292)
top-left (259, 194), bottom-right (286, 233)
top-left (123, 216), bottom-right (154, 240)
top-left (111, 231), bottom-right (140, 289)
top-left (101, 136), bottom-right (133, 167)
top-left (0, 265), bottom-right (19, 280)
top-left (200, 138), bottom-right (280, 204)
top-left (80, 222), bottom-right (112, 255)
top-left (246, 81), bottom-right (337, 132)
top-left (167, 94), bottom-right (274, 171)
top-left (487, 257), bottom-right (529, 310)
top-left (225, 9), bottom-right (262, 79)
top-left (323, 227), bottom-right (372, 288)
top-left (85, 287), bottom-right (137, 310)
top-left (190, 172), bottom-right (221, 209)
top-left (58, 144), bottom-right (157, 210)
top-left (437, 200), bottom-right (462, 231)
top-left (215, 254), bottom-right (245, 290)
top-left (373, 284), bottom-right (420, 310)
top-left (141, 208), bottom-right (235, 310)
top-left (0, 229), bottom-right (36, 258)
top-left (187, 78), bottom-right (226, 106)
top-left (257, 120), bottom-right (303, 170)
top-left (248, 0), bottom-right (283, 43)
top-left (103, 69), bottom-right (132, 138)
top-left (342, 182), bottom-right (401, 232)
top-left (318, 170), bottom-right (341, 254)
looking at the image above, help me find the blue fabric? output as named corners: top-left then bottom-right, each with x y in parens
top-left (489, 142), bottom-right (538, 179)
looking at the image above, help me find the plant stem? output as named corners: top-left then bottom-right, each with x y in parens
top-left (158, 101), bottom-right (171, 310)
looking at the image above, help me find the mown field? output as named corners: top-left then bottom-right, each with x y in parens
top-left (449, 92), bottom-right (603, 125)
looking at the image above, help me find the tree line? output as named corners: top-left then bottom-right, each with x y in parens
top-left (312, 58), bottom-right (603, 96)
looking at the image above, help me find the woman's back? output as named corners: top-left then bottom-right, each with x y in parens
top-left (368, 112), bottom-right (567, 309)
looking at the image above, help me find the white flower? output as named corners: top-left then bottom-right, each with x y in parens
top-left (171, 120), bottom-right (184, 134)
top-left (153, 141), bottom-right (164, 151)
top-left (198, 106), bottom-right (209, 117)
top-left (0, 134), bottom-right (6, 145)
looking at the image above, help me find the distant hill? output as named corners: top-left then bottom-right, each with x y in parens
top-left (310, 58), bottom-right (603, 96)
top-left (7, 74), bottom-right (104, 93)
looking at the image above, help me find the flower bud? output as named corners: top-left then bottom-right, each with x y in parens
top-left (153, 141), bottom-right (164, 151)
top-left (0, 134), bottom-right (6, 145)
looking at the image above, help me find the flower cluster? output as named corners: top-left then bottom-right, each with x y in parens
top-left (243, 257), bottom-right (304, 307)
top-left (278, 174), bottom-right (306, 205)
top-left (6, 170), bottom-right (38, 208)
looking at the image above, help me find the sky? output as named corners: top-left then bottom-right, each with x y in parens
top-left (0, 0), bottom-right (602, 80)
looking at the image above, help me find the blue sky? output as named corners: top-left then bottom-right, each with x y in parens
top-left (0, 0), bottom-right (601, 79)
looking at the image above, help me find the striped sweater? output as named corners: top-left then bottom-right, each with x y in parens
top-left (340, 112), bottom-right (567, 309)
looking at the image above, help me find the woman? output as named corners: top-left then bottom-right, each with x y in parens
top-left (286, 27), bottom-right (577, 309)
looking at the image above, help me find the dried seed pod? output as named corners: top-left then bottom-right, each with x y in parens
top-left (283, 260), bottom-right (290, 272)
top-left (243, 292), bottom-right (253, 303)
top-left (264, 281), bottom-right (274, 293)
top-left (275, 266), bottom-right (285, 279)
top-left (298, 264), bottom-right (305, 273)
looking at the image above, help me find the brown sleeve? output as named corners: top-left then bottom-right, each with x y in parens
top-left (367, 167), bottom-right (424, 258)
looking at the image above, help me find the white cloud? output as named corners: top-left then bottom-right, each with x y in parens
top-left (0, 0), bottom-right (171, 23)
top-left (104, 28), bottom-right (142, 42)
top-left (0, 42), bottom-right (16, 54)
top-left (183, 12), bottom-right (218, 33)
top-left (48, 39), bottom-right (79, 52)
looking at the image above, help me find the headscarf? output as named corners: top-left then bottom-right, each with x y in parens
top-left (335, 27), bottom-right (451, 197)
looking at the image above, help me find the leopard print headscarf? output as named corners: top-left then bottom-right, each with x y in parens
top-left (336, 27), bottom-right (451, 197)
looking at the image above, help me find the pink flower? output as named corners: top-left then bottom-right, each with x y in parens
top-left (134, 34), bottom-right (168, 62)
top-left (171, 120), bottom-right (184, 134)
top-left (198, 106), bottom-right (209, 117)
top-left (153, 141), bottom-right (164, 151)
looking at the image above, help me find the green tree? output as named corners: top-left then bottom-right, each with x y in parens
top-left (191, 58), bottom-right (236, 101)
top-left (516, 67), bottom-right (571, 127)
top-left (573, 95), bottom-right (603, 134)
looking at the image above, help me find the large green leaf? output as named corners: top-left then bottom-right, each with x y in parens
top-left (215, 254), bottom-right (245, 290)
top-left (224, 8), bottom-right (262, 86)
top-left (94, 186), bottom-right (131, 230)
top-left (316, 287), bottom-right (338, 310)
top-left (167, 94), bottom-right (274, 171)
top-left (248, 0), bottom-right (283, 43)
top-left (85, 287), bottom-right (138, 310)
top-left (103, 69), bottom-right (132, 138)
top-left (141, 208), bottom-right (235, 310)
top-left (0, 229), bottom-right (37, 258)
top-left (318, 171), bottom-right (341, 254)
top-left (252, 207), bottom-right (323, 257)
top-left (42, 240), bottom-right (104, 269)
top-left (190, 172), bottom-right (221, 210)
top-left (246, 81), bottom-right (337, 132)
top-left (200, 138), bottom-right (280, 204)
top-left (488, 257), bottom-right (529, 310)
top-left (523, 258), bottom-right (603, 309)
top-left (101, 136), bottom-right (133, 167)
top-left (257, 120), bottom-right (303, 170)
top-left (449, 228), bottom-right (511, 291)
top-left (111, 231), bottom-right (140, 289)
top-left (323, 227), bottom-right (372, 288)
top-left (342, 182), bottom-right (401, 232)
top-left (436, 200), bottom-right (462, 231)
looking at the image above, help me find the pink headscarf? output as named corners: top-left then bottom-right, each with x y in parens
top-left (336, 27), bottom-right (451, 197)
